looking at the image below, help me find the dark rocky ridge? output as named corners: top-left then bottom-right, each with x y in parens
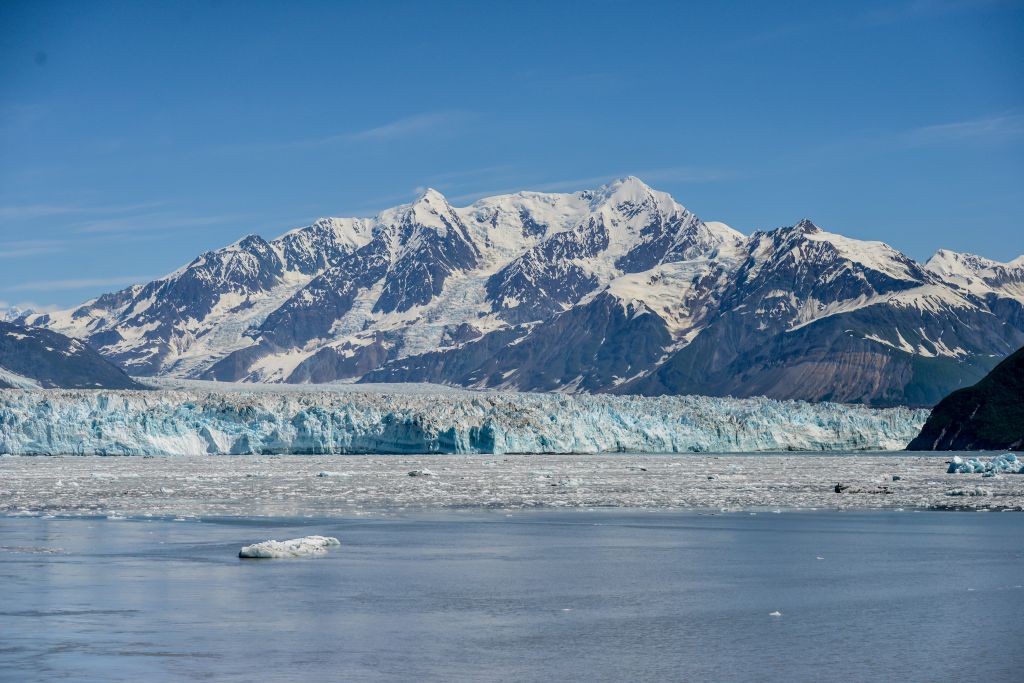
top-left (0, 321), bottom-right (143, 390)
top-left (907, 345), bottom-right (1024, 450)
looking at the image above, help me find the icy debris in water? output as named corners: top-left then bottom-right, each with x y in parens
top-left (238, 535), bottom-right (340, 559)
top-left (947, 454), bottom-right (1023, 475)
top-left (553, 478), bottom-right (580, 488)
top-left (769, 611), bottom-right (782, 617)
top-left (0, 545), bottom-right (64, 554)
top-left (408, 469), bottom-right (434, 477)
top-left (945, 487), bottom-right (992, 497)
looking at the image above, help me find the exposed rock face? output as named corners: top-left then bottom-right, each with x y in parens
top-left (0, 321), bottom-right (143, 390)
top-left (907, 345), bottom-right (1024, 450)
top-left (19, 177), bottom-right (1024, 406)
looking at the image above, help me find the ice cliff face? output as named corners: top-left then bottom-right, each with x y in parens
top-left (0, 388), bottom-right (927, 455)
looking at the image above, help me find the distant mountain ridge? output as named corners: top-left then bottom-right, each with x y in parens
top-left (0, 321), bottom-right (143, 390)
top-left (21, 177), bottom-right (1024, 406)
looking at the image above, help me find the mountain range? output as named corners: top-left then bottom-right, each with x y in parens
top-left (18, 177), bottom-right (1024, 406)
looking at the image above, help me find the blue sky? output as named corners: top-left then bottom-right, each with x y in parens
top-left (1, 0), bottom-right (1022, 309)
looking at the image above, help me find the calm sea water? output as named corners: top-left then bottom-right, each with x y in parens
top-left (1, 510), bottom-right (1021, 682)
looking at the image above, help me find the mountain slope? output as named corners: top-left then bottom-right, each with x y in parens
top-left (907, 345), bottom-right (1024, 450)
top-left (0, 322), bottom-right (143, 390)
top-left (21, 177), bottom-right (1024, 406)
top-left (622, 224), bottom-right (1024, 406)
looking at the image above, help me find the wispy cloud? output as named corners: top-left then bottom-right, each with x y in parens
top-left (0, 201), bottom-right (163, 221)
top-left (221, 110), bottom-right (476, 153)
top-left (634, 166), bottom-right (735, 183)
top-left (72, 211), bottom-right (249, 235)
top-left (857, 0), bottom-right (1007, 27)
top-left (345, 111), bottom-right (474, 142)
top-left (905, 113), bottom-right (1024, 145)
top-left (3, 275), bottom-right (153, 293)
top-left (446, 166), bottom-right (733, 204)
top-left (0, 239), bottom-right (67, 259)
top-left (735, 0), bottom-right (1006, 48)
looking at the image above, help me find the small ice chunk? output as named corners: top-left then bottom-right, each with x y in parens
top-left (769, 611), bottom-right (782, 617)
top-left (238, 535), bottom-right (340, 559)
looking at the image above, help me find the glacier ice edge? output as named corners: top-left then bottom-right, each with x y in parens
top-left (0, 388), bottom-right (928, 456)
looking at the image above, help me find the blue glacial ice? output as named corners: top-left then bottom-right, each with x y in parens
top-left (947, 453), bottom-right (1024, 476)
top-left (0, 387), bottom-right (928, 456)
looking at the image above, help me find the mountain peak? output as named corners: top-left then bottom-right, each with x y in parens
top-left (588, 176), bottom-right (689, 223)
top-left (793, 218), bottom-right (820, 234)
top-left (593, 176), bottom-right (655, 201)
top-left (927, 248), bottom-right (1023, 271)
top-left (414, 187), bottom-right (448, 205)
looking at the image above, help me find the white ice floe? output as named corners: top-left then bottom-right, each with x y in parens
top-left (947, 454), bottom-right (1023, 476)
top-left (238, 535), bottom-right (340, 559)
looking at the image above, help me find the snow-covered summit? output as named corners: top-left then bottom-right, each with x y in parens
top-left (924, 249), bottom-right (1024, 303)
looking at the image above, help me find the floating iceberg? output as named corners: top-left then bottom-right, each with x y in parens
top-left (238, 535), bottom-right (340, 559)
top-left (0, 387), bottom-right (927, 456)
top-left (946, 454), bottom-right (1023, 475)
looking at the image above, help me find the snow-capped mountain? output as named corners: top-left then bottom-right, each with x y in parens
top-left (22, 177), bottom-right (1024, 406)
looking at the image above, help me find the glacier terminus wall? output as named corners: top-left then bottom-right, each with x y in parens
top-left (0, 387), bottom-right (928, 455)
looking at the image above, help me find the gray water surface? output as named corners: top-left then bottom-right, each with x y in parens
top-left (1, 511), bottom-right (1021, 682)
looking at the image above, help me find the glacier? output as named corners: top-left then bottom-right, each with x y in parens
top-left (0, 386), bottom-right (928, 455)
